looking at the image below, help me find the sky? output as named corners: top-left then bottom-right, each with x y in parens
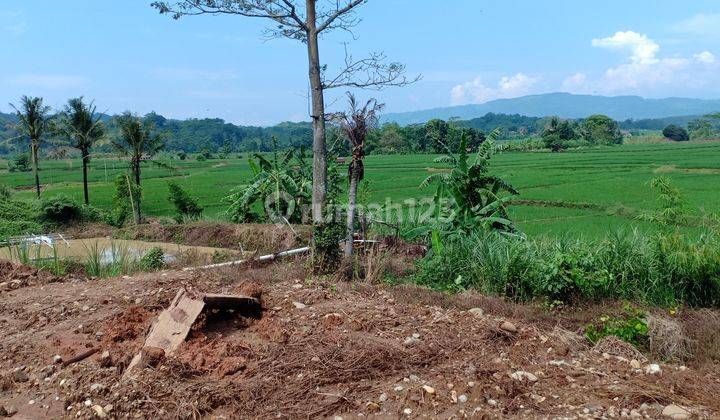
top-left (2, 0), bottom-right (720, 125)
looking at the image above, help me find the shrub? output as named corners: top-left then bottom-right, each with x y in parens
top-left (580, 115), bottom-right (623, 145)
top-left (409, 228), bottom-right (720, 308)
top-left (167, 181), bottom-right (203, 223)
top-left (107, 174), bottom-right (140, 228)
top-left (663, 124), bottom-right (690, 142)
top-left (0, 198), bottom-right (43, 240)
top-left (37, 195), bottom-right (83, 224)
top-left (139, 247), bottom-right (165, 271)
top-left (8, 154), bottom-right (31, 172)
top-left (0, 184), bottom-right (12, 199)
top-left (585, 306), bottom-right (649, 348)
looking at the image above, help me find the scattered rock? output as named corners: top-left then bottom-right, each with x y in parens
top-left (629, 359), bottom-right (642, 369)
top-left (92, 404), bottom-right (107, 418)
top-left (500, 321), bottom-right (518, 333)
top-left (12, 370), bottom-right (29, 383)
top-left (422, 385), bottom-right (436, 394)
top-left (458, 394), bottom-right (468, 403)
top-left (52, 355), bottom-right (63, 364)
top-left (292, 301), bottom-right (307, 309)
top-left (378, 393), bottom-right (388, 402)
top-left (645, 364), bottom-right (662, 375)
top-left (468, 308), bottom-right (484, 317)
top-left (662, 404), bottom-right (691, 419)
top-left (89, 383), bottom-right (107, 394)
top-left (510, 371), bottom-right (538, 382)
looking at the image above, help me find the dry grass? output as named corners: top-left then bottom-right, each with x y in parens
top-left (647, 314), bottom-right (694, 362)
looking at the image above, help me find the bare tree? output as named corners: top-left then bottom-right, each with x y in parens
top-left (151, 0), bottom-right (418, 224)
top-left (331, 93), bottom-right (384, 257)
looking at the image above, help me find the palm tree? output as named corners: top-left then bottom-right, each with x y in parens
top-left (112, 113), bottom-right (164, 224)
top-left (10, 96), bottom-right (52, 198)
top-left (331, 94), bottom-right (385, 257)
top-left (58, 97), bottom-right (105, 205)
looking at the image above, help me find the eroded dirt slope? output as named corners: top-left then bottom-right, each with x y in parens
top-left (0, 259), bottom-right (718, 419)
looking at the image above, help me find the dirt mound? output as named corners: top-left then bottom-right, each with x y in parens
top-left (0, 260), bottom-right (719, 419)
top-left (0, 260), bottom-right (65, 291)
top-left (119, 221), bottom-right (310, 253)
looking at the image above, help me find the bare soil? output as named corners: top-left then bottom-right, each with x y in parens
top-left (0, 256), bottom-right (718, 419)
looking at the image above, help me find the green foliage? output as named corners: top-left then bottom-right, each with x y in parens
top-left (224, 138), bottom-right (310, 223)
top-left (107, 174), bottom-right (141, 227)
top-left (580, 115), bottom-right (623, 145)
top-left (139, 247), bottom-right (165, 271)
top-left (688, 118), bottom-right (716, 140)
top-left (585, 306), bottom-right (649, 347)
top-left (37, 195), bottom-right (83, 224)
top-left (411, 227), bottom-right (720, 307)
top-left (0, 184), bottom-right (11, 199)
top-left (8, 154), bottom-right (31, 172)
top-left (312, 221), bottom-right (345, 273)
top-left (167, 181), bottom-right (203, 223)
top-left (639, 177), bottom-right (686, 230)
top-left (542, 117), bottom-right (578, 152)
top-left (407, 130), bottom-right (518, 245)
top-left (662, 124), bottom-right (689, 142)
top-left (0, 198), bottom-right (43, 240)
top-left (83, 241), bottom-right (138, 278)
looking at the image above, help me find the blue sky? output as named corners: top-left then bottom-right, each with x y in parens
top-left (2, 0), bottom-right (720, 125)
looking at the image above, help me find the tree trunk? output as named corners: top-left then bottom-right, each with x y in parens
top-left (31, 141), bottom-right (40, 198)
top-left (305, 0), bottom-right (327, 223)
top-left (81, 148), bottom-right (90, 205)
top-left (132, 158), bottom-right (142, 225)
top-left (345, 163), bottom-right (359, 257)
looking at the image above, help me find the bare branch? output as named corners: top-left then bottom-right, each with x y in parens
top-left (323, 48), bottom-right (422, 90)
top-left (317, 0), bottom-right (366, 33)
top-left (151, 0), bottom-right (309, 40)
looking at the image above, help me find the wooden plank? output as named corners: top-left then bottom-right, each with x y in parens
top-left (124, 289), bottom-right (205, 377)
top-left (203, 293), bottom-right (260, 311)
top-left (123, 289), bottom-right (261, 378)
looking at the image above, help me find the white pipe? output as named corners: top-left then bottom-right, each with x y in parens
top-left (183, 240), bottom-right (381, 272)
top-left (183, 246), bottom-right (310, 271)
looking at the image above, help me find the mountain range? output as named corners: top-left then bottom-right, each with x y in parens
top-left (382, 93), bottom-right (720, 125)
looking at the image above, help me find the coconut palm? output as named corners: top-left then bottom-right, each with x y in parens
top-left (331, 93), bottom-right (385, 257)
top-left (58, 97), bottom-right (105, 205)
top-left (10, 96), bottom-right (52, 198)
top-left (112, 113), bottom-right (164, 224)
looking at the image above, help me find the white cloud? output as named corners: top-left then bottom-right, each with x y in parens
top-left (450, 73), bottom-right (537, 105)
top-left (4, 21), bottom-right (26, 36)
top-left (582, 30), bottom-right (720, 93)
top-left (673, 13), bottom-right (720, 36)
top-left (694, 51), bottom-right (716, 64)
top-left (591, 31), bottom-right (659, 65)
top-left (562, 73), bottom-right (590, 93)
top-left (7, 74), bottom-right (89, 90)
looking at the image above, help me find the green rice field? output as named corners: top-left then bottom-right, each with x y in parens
top-left (3, 140), bottom-right (719, 238)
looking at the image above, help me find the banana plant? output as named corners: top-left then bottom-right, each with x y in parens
top-left (225, 137), bottom-right (306, 223)
top-left (405, 129), bottom-right (520, 245)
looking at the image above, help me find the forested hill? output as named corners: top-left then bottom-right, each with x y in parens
top-left (0, 111), bottom-right (312, 154)
top-left (0, 108), bottom-right (706, 156)
top-left (382, 93), bottom-right (720, 125)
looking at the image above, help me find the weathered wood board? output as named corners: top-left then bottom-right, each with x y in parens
top-left (123, 288), bottom-right (259, 378)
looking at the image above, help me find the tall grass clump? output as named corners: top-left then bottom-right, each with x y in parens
top-left (412, 227), bottom-right (720, 308)
top-left (83, 241), bottom-right (139, 278)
